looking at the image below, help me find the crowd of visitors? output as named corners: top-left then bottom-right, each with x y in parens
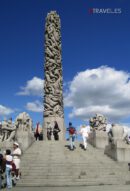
top-left (34, 120), bottom-right (90, 150)
top-left (67, 122), bottom-right (90, 151)
top-left (34, 121), bottom-right (61, 141)
top-left (0, 142), bottom-right (21, 189)
top-left (46, 121), bottom-right (61, 141)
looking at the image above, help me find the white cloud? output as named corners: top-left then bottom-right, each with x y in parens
top-left (64, 66), bottom-right (130, 122)
top-left (0, 105), bottom-right (14, 116)
top-left (17, 77), bottom-right (43, 96)
top-left (26, 100), bottom-right (43, 112)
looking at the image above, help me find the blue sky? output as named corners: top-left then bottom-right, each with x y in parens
top-left (0, 0), bottom-right (130, 128)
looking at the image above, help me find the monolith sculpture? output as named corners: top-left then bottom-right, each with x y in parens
top-left (43, 11), bottom-right (65, 140)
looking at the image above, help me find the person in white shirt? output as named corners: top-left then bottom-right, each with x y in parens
top-left (80, 125), bottom-right (90, 150)
top-left (12, 142), bottom-right (21, 180)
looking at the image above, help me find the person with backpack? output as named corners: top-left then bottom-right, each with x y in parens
top-left (68, 122), bottom-right (76, 150)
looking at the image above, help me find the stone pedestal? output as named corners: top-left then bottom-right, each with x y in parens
top-left (43, 117), bottom-right (65, 141)
top-left (105, 140), bottom-right (130, 162)
top-left (88, 130), bottom-right (108, 149)
top-left (0, 131), bottom-right (35, 153)
top-left (112, 124), bottom-right (124, 144)
top-left (16, 131), bottom-right (35, 151)
top-left (104, 124), bottom-right (130, 161)
top-left (0, 141), bottom-right (14, 153)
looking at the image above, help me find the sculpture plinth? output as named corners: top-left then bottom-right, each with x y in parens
top-left (88, 114), bottom-right (108, 148)
top-left (105, 124), bottom-right (130, 162)
top-left (43, 11), bottom-right (65, 140)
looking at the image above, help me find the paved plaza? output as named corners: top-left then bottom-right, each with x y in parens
top-left (11, 185), bottom-right (130, 191)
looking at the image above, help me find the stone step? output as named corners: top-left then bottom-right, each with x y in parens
top-left (21, 173), bottom-right (129, 178)
top-left (17, 179), bottom-right (127, 187)
top-left (20, 173), bottom-right (128, 179)
top-left (12, 185), bottom-right (130, 191)
top-left (21, 162), bottom-right (123, 166)
top-left (21, 166), bottom-right (123, 169)
top-left (20, 161), bottom-right (122, 165)
top-left (19, 178), bottom-right (124, 182)
top-left (21, 166), bottom-right (127, 171)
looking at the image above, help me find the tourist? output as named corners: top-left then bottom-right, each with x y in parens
top-left (53, 121), bottom-right (61, 141)
top-left (0, 151), bottom-right (4, 189)
top-left (35, 122), bottom-right (41, 141)
top-left (107, 124), bottom-right (113, 143)
top-left (5, 149), bottom-right (13, 189)
top-left (47, 122), bottom-right (53, 140)
top-left (80, 124), bottom-right (90, 150)
top-left (47, 127), bottom-right (52, 140)
top-left (68, 122), bottom-right (76, 150)
top-left (0, 121), bottom-right (1, 125)
top-left (12, 142), bottom-right (22, 180)
top-left (0, 153), bottom-right (2, 189)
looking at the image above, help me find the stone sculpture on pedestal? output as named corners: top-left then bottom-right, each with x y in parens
top-left (0, 119), bottom-right (16, 142)
top-left (88, 113), bottom-right (108, 149)
top-left (0, 112), bottom-right (34, 151)
top-left (105, 124), bottom-right (130, 161)
top-left (43, 11), bottom-right (65, 140)
top-left (89, 113), bottom-right (107, 131)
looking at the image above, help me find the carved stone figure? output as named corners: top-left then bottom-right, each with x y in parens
top-left (0, 112), bottom-right (33, 143)
top-left (108, 124), bottom-right (127, 145)
top-left (122, 126), bottom-right (130, 144)
top-left (0, 119), bottom-right (16, 142)
top-left (15, 112), bottom-right (33, 133)
top-left (89, 113), bottom-right (107, 131)
top-left (105, 124), bottom-right (130, 161)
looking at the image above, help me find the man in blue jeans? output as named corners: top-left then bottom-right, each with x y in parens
top-left (0, 153), bottom-right (3, 189)
top-left (68, 122), bottom-right (76, 150)
top-left (5, 149), bottom-right (13, 189)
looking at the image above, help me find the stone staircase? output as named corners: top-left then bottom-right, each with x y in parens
top-left (17, 141), bottom-right (130, 187)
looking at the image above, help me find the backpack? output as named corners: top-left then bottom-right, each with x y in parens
top-left (69, 127), bottom-right (75, 135)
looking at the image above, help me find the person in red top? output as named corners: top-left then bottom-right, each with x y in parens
top-left (35, 122), bottom-right (41, 141)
